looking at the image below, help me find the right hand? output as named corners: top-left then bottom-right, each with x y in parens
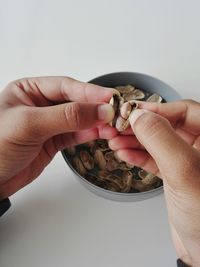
top-left (109, 100), bottom-right (200, 266)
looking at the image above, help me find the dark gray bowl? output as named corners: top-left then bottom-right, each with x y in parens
top-left (62, 72), bottom-right (181, 202)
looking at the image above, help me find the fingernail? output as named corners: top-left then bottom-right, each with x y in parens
top-left (129, 109), bottom-right (149, 125)
top-left (98, 104), bottom-right (114, 122)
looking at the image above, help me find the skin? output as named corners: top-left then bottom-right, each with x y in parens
top-left (0, 76), bottom-right (116, 198)
top-left (109, 100), bottom-right (200, 266)
top-left (0, 77), bottom-right (199, 266)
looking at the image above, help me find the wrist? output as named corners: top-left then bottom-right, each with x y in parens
top-left (0, 198), bottom-right (11, 217)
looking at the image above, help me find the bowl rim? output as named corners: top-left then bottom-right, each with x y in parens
top-left (88, 71), bottom-right (166, 82)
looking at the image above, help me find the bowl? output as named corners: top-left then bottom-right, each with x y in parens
top-left (62, 72), bottom-right (181, 202)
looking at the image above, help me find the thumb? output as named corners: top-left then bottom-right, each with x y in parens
top-left (129, 109), bottom-right (200, 188)
top-left (18, 102), bottom-right (114, 139)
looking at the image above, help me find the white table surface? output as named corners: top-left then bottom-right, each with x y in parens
top-left (0, 1), bottom-right (200, 266)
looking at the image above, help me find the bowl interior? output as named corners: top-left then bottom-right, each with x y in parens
top-left (89, 72), bottom-right (180, 102)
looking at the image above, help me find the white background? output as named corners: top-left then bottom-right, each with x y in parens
top-left (0, 1), bottom-right (200, 266)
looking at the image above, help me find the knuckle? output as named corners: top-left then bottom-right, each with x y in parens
top-left (180, 154), bottom-right (200, 180)
top-left (3, 81), bottom-right (17, 93)
top-left (19, 107), bottom-right (34, 125)
top-left (5, 81), bottom-right (15, 89)
top-left (3, 79), bottom-right (26, 96)
top-left (136, 112), bottom-right (170, 139)
top-left (5, 78), bottom-right (26, 89)
top-left (65, 102), bottom-right (82, 130)
top-left (3, 77), bottom-right (40, 95)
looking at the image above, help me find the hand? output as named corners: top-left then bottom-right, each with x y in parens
top-left (0, 76), bottom-right (116, 199)
top-left (109, 100), bottom-right (200, 266)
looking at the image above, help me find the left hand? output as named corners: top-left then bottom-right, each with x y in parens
top-left (0, 76), bottom-right (116, 198)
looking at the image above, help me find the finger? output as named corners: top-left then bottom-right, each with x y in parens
top-left (116, 149), bottom-right (159, 176)
top-left (51, 125), bottom-right (118, 151)
top-left (136, 100), bottom-right (187, 125)
top-left (57, 129), bottom-right (99, 151)
top-left (16, 102), bottom-right (114, 139)
top-left (108, 136), bottom-right (143, 150)
top-left (119, 127), bottom-right (133, 135)
top-left (74, 125), bottom-right (117, 144)
top-left (137, 100), bottom-right (200, 134)
top-left (111, 101), bottom-right (186, 135)
top-left (129, 109), bottom-right (200, 188)
top-left (134, 101), bottom-right (197, 145)
top-left (97, 124), bottom-right (118, 139)
top-left (13, 76), bottom-right (114, 104)
top-left (116, 100), bottom-right (200, 137)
